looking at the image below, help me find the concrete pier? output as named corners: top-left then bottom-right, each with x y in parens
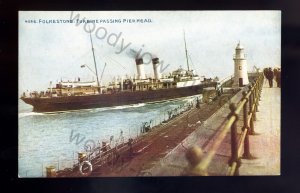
top-left (146, 78), bottom-right (280, 176)
top-left (145, 88), bottom-right (246, 176)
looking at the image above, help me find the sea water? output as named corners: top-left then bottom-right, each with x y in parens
top-left (18, 95), bottom-right (201, 177)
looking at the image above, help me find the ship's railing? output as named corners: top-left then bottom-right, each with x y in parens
top-left (186, 72), bottom-right (264, 176)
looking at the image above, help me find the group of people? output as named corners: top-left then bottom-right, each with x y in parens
top-left (263, 67), bottom-right (281, 88)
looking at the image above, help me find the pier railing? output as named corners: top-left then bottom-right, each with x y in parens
top-left (187, 72), bottom-right (264, 176)
top-left (39, 96), bottom-right (199, 177)
top-left (219, 75), bottom-right (234, 87)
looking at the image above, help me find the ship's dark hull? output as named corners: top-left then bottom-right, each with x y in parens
top-left (21, 83), bottom-right (216, 112)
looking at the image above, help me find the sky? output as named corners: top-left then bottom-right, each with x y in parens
top-left (19, 11), bottom-right (281, 93)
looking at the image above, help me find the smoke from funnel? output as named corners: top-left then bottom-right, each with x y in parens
top-left (127, 48), bottom-right (139, 59)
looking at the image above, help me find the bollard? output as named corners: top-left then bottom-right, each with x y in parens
top-left (248, 84), bottom-right (253, 114)
top-left (243, 90), bottom-right (257, 157)
top-left (251, 83), bottom-right (257, 121)
top-left (249, 85), bottom-right (256, 122)
top-left (242, 91), bottom-right (249, 131)
top-left (241, 91), bottom-right (252, 159)
top-left (186, 146), bottom-right (203, 168)
top-left (46, 166), bottom-right (56, 177)
top-left (185, 146), bottom-right (207, 176)
top-left (259, 75), bottom-right (264, 100)
top-left (258, 75), bottom-right (262, 101)
top-left (255, 81), bottom-right (260, 112)
top-left (228, 103), bottom-right (240, 175)
top-left (249, 116), bottom-right (255, 135)
top-left (254, 89), bottom-right (259, 113)
top-left (248, 84), bottom-right (257, 135)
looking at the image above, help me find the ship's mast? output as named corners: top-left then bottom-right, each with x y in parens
top-left (100, 63), bottom-right (107, 85)
top-left (89, 27), bottom-right (101, 93)
top-left (183, 30), bottom-right (190, 71)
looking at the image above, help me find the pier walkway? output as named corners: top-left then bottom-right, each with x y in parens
top-left (239, 81), bottom-right (280, 175)
top-left (146, 77), bottom-right (280, 176)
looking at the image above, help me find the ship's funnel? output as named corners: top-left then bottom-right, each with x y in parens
top-left (135, 58), bottom-right (146, 80)
top-left (152, 57), bottom-right (161, 80)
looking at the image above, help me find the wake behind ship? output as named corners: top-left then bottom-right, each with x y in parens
top-left (21, 32), bottom-right (218, 113)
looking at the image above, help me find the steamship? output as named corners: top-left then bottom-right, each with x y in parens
top-left (21, 32), bottom-right (217, 113)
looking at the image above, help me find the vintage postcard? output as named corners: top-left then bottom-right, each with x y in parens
top-left (19, 11), bottom-right (280, 177)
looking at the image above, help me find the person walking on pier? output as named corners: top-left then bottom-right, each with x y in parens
top-left (263, 68), bottom-right (268, 78)
top-left (266, 67), bottom-right (274, 88)
top-left (196, 97), bottom-right (200, 109)
top-left (274, 68), bottom-right (281, 88)
top-left (263, 68), bottom-right (269, 85)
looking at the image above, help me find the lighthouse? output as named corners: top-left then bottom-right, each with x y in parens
top-left (233, 42), bottom-right (249, 87)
